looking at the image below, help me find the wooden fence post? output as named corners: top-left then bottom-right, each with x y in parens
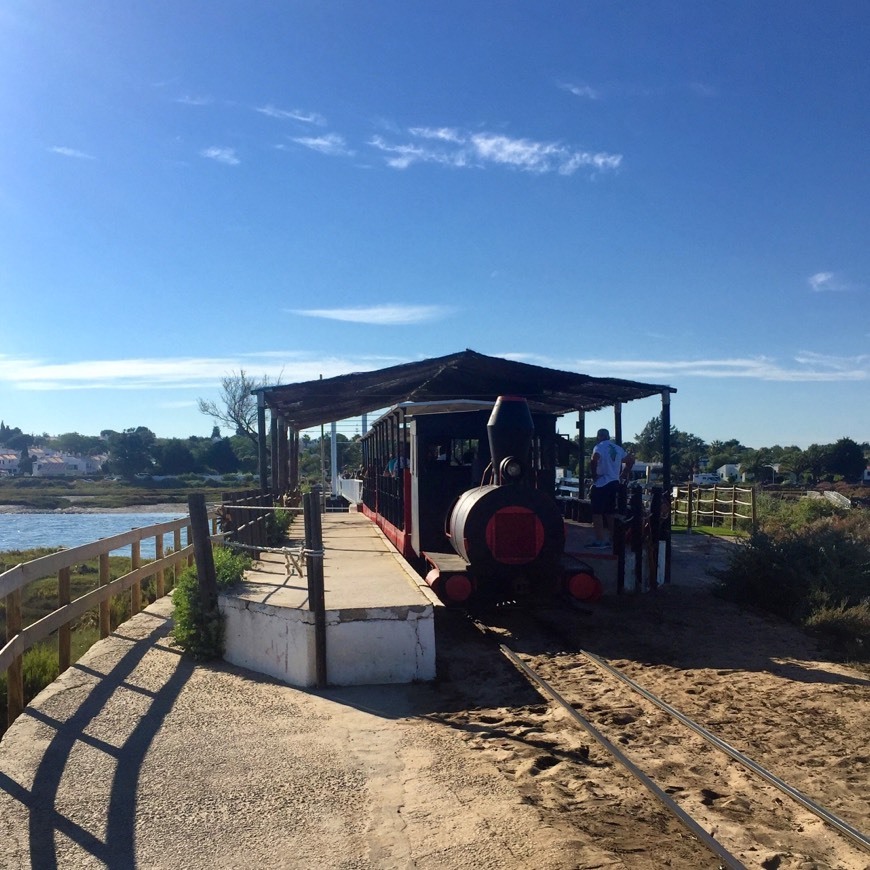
top-left (5, 588), bottom-right (23, 727)
top-left (188, 493), bottom-right (218, 617)
top-left (99, 552), bottom-right (111, 638)
top-left (155, 533), bottom-right (165, 598)
top-left (304, 493), bottom-right (327, 688)
top-left (58, 566), bottom-right (71, 673)
top-left (131, 539), bottom-right (141, 616)
top-left (686, 484), bottom-right (694, 534)
top-left (174, 528), bottom-right (182, 585)
top-left (751, 487), bottom-right (757, 533)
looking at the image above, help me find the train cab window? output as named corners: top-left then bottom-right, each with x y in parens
top-left (450, 438), bottom-right (479, 466)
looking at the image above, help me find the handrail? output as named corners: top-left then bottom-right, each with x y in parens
top-left (0, 516), bottom-right (192, 599)
top-left (1, 512), bottom-right (223, 728)
top-left (0, 542), bottom-right (209, 673)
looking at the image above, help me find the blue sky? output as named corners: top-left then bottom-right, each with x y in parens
top-left (1, 1), bottom-right (867, 449)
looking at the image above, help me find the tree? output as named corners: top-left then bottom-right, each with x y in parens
top-left (229, 435), bottom-right (258, 474)
top-left (197, 369), bottom-right (279, 449)
top-left (827, 437), bottom-right (865, 481)
top-left (793, 444), bottom-right (829, 484)
top-left (51, 432), bottom-right (105, 455)
top-left (633, 418), bottom-right (709, 481)
top-left (0, 422), bottom-right (23, 446)
top-left (6, 431), bottom-right (33, 452)
top-left (203, 438), bottom-right (240, 475)
top-left (739, 449), bottom-right (775, 483)
top-left (154, 439), bottom-right (198, 475)
top-left (19, 447), bottom-right (33, 476)
top-left (106, 428), bottom-right (157, 479)
top-left (633, 418), bottom-right (664, 462)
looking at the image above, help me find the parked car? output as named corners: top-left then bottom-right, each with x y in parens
top-left (692, 473), bottom-right (721, 486)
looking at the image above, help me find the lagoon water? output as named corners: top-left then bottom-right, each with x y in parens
top-left (0, 512), bottom-right (186, 559)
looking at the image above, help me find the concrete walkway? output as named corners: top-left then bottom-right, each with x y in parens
top-left (0, 597), bottom-right (581, 870)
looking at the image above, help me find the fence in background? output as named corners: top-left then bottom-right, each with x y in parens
top-left (672, 484), bottom-right (756, 533)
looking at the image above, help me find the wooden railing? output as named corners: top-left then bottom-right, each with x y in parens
top-left (217, 490), bottom-right (273, 547)
top-left (672, 484), bottom-right (756, 533)
top-left (0, 514), bottom-right (215, 728)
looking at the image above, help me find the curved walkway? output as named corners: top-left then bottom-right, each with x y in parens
top-left (0, 598), bottom-right (582, 870)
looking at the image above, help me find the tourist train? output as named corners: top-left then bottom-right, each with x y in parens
top-left (359, 395), bottom-right (600, 605)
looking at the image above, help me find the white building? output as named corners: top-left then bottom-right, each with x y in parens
top-left (31, 451), bottom-right (105, 477)
top-left (717, 464), bottom-right (742, 482)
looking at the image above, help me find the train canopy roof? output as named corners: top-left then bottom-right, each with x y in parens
top-left (253, 348), bottom-right (676, 431)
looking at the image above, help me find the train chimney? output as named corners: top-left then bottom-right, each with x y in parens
top-left (487, 395), bottom-right (534, 485)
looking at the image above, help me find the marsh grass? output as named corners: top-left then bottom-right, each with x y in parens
top-left (713, 507), bottom-right (870, 663)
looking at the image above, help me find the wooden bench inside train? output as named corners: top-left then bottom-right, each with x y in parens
top-left (227, 349), bottom-right (675, 688)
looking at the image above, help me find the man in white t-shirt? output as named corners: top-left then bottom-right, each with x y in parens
top-left (587, 428), bottom-right (634, 549)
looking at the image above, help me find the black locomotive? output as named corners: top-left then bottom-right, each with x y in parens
top-left (360, 395), bottom-right (600, 604)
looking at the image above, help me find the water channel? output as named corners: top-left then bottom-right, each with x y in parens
top-left (0, 512), bottom-right (187, 559)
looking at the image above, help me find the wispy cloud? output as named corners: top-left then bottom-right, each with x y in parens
top-left (1, 347), bottom-right (866, 395)
top-left (200, 146), bottom-right (240, 166)
top-left (559, 82), bottom-right (600, 100)
top-left (255, 104), bottom-right (326, 125)
top-left (368, 127), bottom-right (621, 175)
top-left (808, 271), bottom-right (856, 292)
top-left (49, 146), bottom-right (96, 160)
top-left (0, 353), bottom-right (401, 392)
top-left (506, 352), bottom-right (870, 383)
top-left (288, 133), bottom-right (354, 157)
top-left (289, 305), bottom-right (452, 325)
top-left (175, 95), bottom-right (213, 106)
top-left (408, 126), bottom-right (465, 143)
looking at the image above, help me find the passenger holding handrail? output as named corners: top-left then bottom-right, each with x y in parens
top-left (587, 428), bottom-right (634, 550)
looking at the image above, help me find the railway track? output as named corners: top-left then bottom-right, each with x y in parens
top-left (444, 602), bottom-right (870, 869)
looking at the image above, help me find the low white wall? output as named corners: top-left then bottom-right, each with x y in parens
top-left (220, 594), bottom-right (436, 688)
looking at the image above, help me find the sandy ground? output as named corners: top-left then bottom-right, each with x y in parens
top-left (432, 535), bottom-right (870, 869)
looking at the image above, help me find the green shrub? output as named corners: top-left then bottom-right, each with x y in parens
top-left (755, 492), bottom-right (843, 536)
top-left (714, 509), bottom-right (870, 661)
top-left (266, 508), bottom-right (293, 546)
top-left (805, 600), bottom-right (870, 661)
top-left (171, 546), bottom-right (250, 660)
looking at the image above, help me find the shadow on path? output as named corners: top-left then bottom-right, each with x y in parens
top-left (0, 609), bottom-right (194, 870)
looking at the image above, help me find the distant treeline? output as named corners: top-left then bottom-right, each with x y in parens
top-left (1, 418), bottom-right (867, 485)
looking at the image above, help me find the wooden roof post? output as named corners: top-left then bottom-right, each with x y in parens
top-left (613, 401), bottom-right (623, 445)
top-left (576, 410), bottom-right (585, 484)
top-left (661, 388), bottom-right (672, 585)
top-left (257, 391), bottom-right (268, 493)
top-left (290, 428), bottom-right (299, 491)
top-left (270, 412), bottom-right (278, 497)
top-left (277, 415), bottom-right (289, 496)
top-left (661, 390), bottom-right (671, 492)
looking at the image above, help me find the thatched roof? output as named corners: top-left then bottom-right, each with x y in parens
top-left (254, 349), bottom-right (675, 431)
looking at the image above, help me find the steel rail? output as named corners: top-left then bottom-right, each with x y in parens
top-left (499, 644), bottom-right (747, 870)
top-left (579, 649), bottom-right (870, 855)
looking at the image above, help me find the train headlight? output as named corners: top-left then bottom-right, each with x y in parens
top-left (500, 457), bottom-right (523, 482)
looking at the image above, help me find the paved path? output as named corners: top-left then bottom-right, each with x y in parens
top-left (0, 598), bottom-right (582, 870)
